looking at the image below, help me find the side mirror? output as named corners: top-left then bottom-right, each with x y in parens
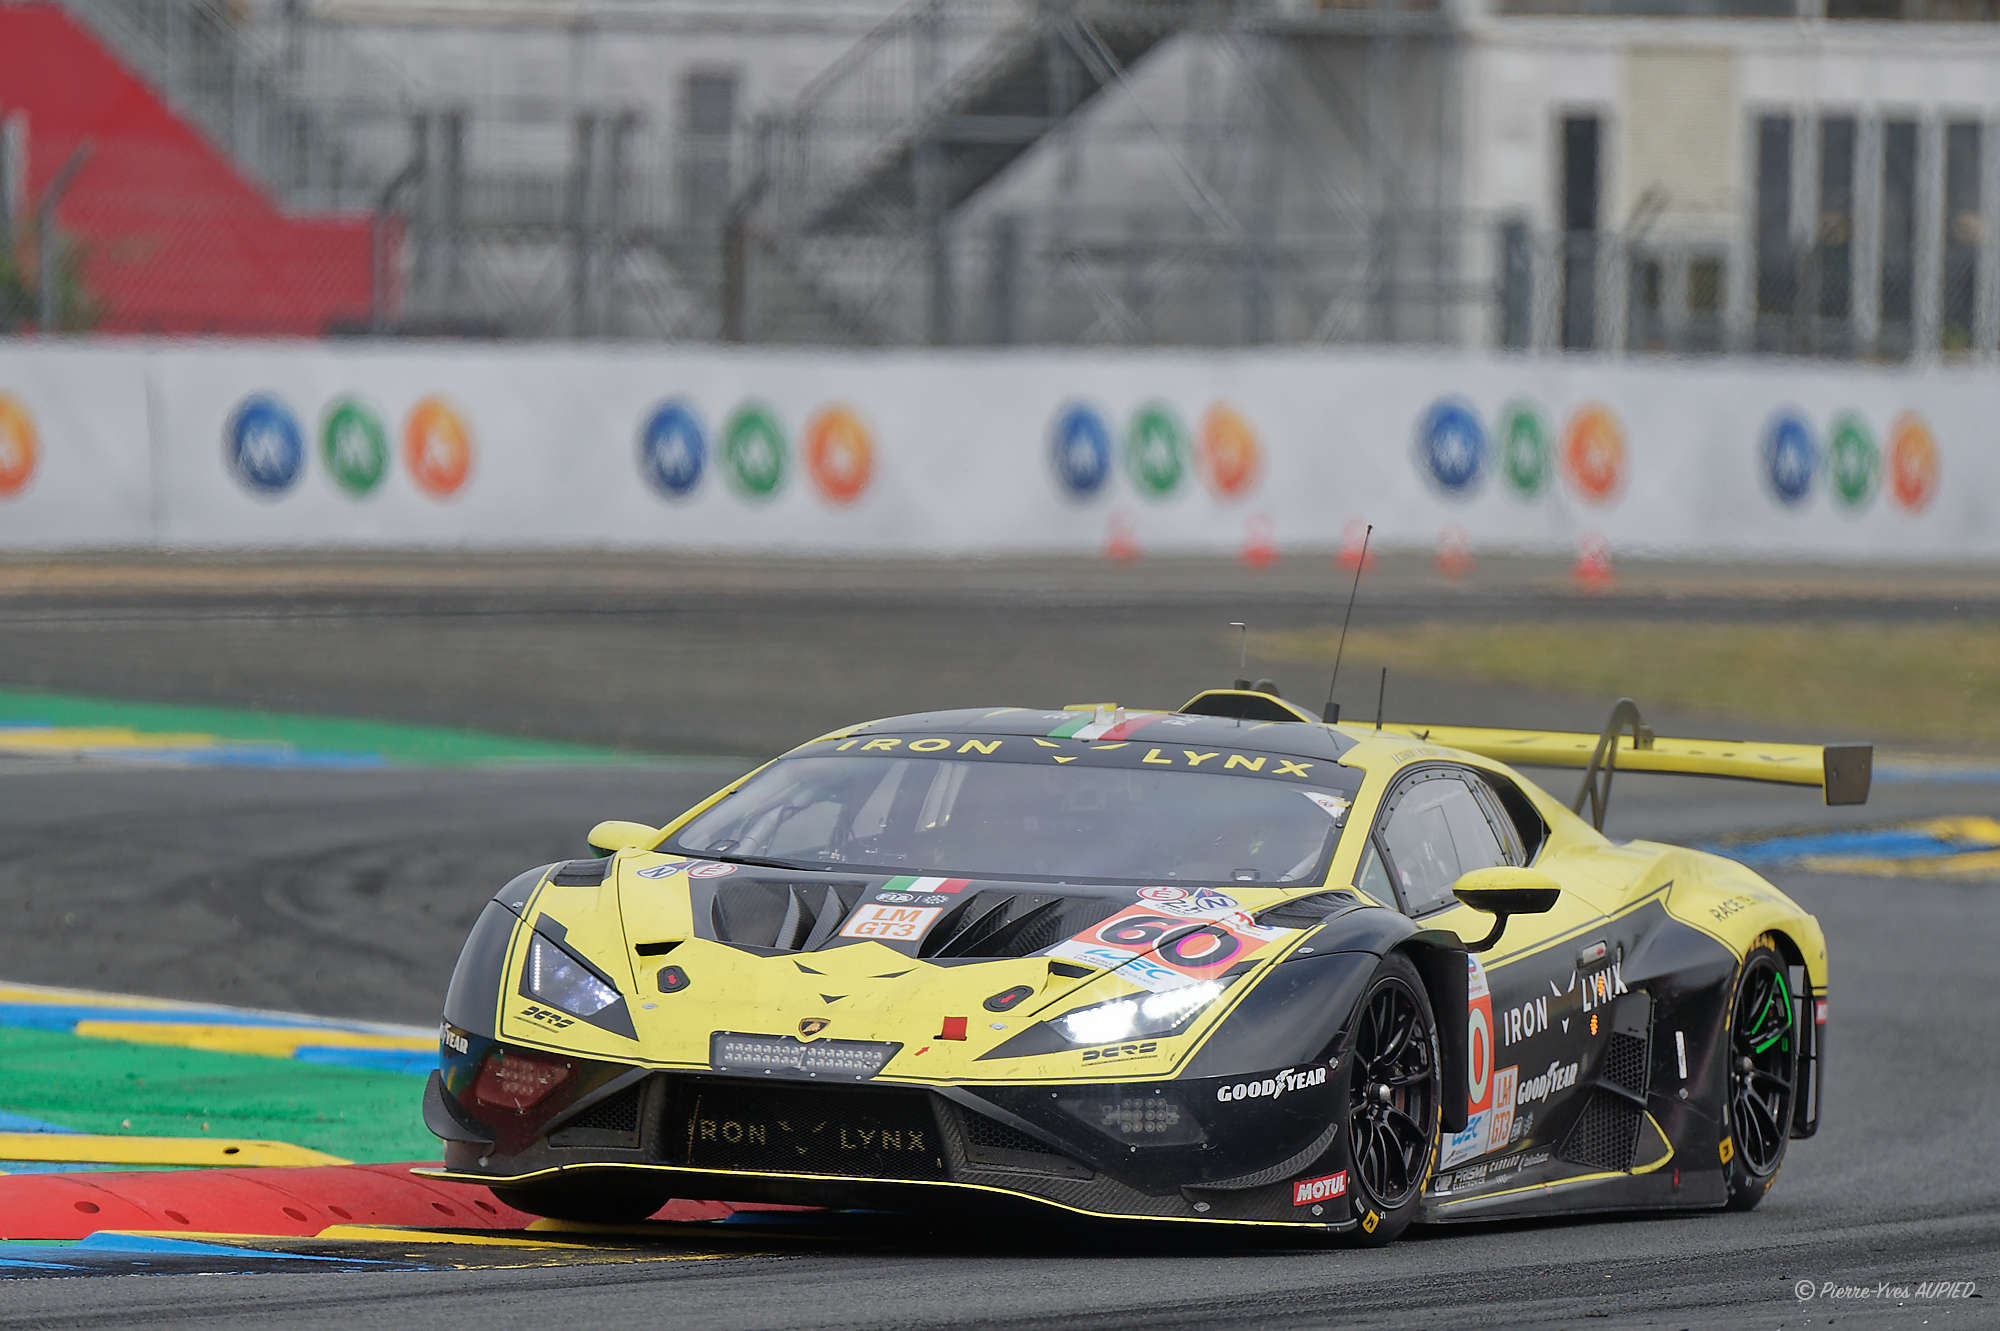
top-left (1452, 866), bottom-right (1561, 953)
top-left (586, 819), bottom-right (659, 858)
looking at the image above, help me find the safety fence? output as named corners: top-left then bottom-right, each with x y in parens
top-left (0, 340), bottom-right (1987, 558)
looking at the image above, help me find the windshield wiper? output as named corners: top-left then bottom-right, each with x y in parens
top-left (684, 850), bottom-right (815, 872)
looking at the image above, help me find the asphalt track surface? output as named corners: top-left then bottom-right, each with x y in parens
top-left (2, 557), bottom-right (1996, 1328)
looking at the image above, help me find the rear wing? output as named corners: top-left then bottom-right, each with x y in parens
top-left (1375, 698), bottom-right (1871, 830)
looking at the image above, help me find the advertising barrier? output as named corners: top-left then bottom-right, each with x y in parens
top-left (0, 340), bottom-right (1991, 558)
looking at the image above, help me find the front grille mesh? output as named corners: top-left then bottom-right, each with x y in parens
top-left (1559, 1091), bottom-right (1642, 1171)
top-left (960, 1111), bottom-right (1058, 1157)
top-left (667, 1081), bottom-right (947, 1180)
top-left (566, 1084), bottom-right (642, 1134)
top-left (1602, 1032), bottom-right (1649, 1096)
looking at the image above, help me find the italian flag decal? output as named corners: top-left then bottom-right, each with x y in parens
top-left (1045, 712), bottom-right (1166, 741)
top-left (881, 876), bottom-right (971, 894)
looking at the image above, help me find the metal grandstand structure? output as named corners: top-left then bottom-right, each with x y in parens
top-left (31, 0), bottom-right (2000, 355)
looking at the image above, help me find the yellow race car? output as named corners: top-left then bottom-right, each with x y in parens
top-left (422, 690), bottom-right (1867, 1244)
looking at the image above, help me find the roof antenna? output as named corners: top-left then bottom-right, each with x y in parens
top-left (1321, 524), bottom-right (1372, 723)
top-left (1374, 666), bottom-right (1388, 731)
top-left (1229, 621), bottom-right (1249, 690)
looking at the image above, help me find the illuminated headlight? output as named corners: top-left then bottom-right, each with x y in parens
top-left (1053, 980), bottom-right (1227, 1046)
top-left (523, 932), bottom-right (620, 1018)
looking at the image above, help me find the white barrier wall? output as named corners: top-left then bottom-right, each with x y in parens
top-left (0, 340), bottom-right (1987, 559)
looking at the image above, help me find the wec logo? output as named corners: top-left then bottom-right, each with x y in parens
top-left (1216, 1064), bottom-right (1330, 1103)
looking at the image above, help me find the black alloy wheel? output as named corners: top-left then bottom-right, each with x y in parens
top-left (1724, 942), bottom-right (1799, 1209)
top-left (1342, 953), bottom-right (1440, 1243)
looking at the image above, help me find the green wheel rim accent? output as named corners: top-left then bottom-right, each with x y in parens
top-left (1828, 413), bottom-right (1878, 509)
top-left (1124, 402), bottom-right (1187, 499)
top-left (723, 403), bottom-right (788, 500)
top-left (321, 398), bottom-right (388, 497)
top-left (1499, 402), bottom-right (1551, 498)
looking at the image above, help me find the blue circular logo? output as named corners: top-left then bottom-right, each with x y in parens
top-left (1051, 403), bottom-right (1112, 499)
top-left (225, 394), bottom-right (304, 495)
top-left (1417, 398), bottom-right (1486, 495)
top-left (639, 400), bottom-right (707, 498)
top-left (1764, 411), bottom-right (1817, 506)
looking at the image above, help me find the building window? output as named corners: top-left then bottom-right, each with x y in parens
top-left (1753, 113), bottom-right (1794, 351)
top-left (1942, 120), bottom-right (1981, 354)
top-left (679, 68), bottom-right (739, 228)
top-left (1559, 114), bottom-right (1601, 352)
top-left (1879, 118), bottom-right (1918, 358)
top-left (1815, 115), bottom-right (1856, 353)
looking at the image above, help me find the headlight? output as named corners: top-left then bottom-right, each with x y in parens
top-left (1053, 980), bottom-right (1227, 1045)
top-left (523, 931), bottom-right (620, 1018)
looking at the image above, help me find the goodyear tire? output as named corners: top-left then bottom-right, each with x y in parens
top-left (1723, 939), bottom-right (1799, 1211)
top-left (493, 1177), bottom-right (672, 1225)
top-left (1338, 951), bottom-right (1442, 1246)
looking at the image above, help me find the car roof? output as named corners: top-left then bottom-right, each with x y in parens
top-left (819, 706), bottom-right (1359, 764)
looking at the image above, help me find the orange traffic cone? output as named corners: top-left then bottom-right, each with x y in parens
top-left (1572, 532), bottom-right (1614, 593)
top-left (1241, 514), bottom-right (1278, 569)
top-left (1337, 520), bottom-right (1377, 572)
top-left (1104, 512), bottom-right (1139, 563)
top-left (1435, 526), bottom-right (1473, 580)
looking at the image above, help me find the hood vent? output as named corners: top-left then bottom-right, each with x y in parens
top-left (920, 893), bottom-right (1122, 960)
top-left (694, 876), bottom-right (1127, 960)
top-left (708, 880), bottom-right (872, 951)
top-left (1254, 891), bottom-right (1359, 930)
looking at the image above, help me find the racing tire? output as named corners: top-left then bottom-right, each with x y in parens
top-left (1723, 939), bottom-right (1799, 1211)
top-left (492, 1177), bottom-right (673, 1225)
top-left (1337, 951), bottom-right (1442, 1247)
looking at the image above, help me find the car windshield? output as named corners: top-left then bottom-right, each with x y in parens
top-left (666, 749), bottom-right (1361, 886)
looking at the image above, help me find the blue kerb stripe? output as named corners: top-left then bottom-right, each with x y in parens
top-left (0, 1111), bottom-right (78, 1134)
top-left (72, 1234), bottom-right (396, 1265)
top-left (0, 1255), bottom-right (85, 1272)
top-left (1708, 827), bottom-right (2000, 865)
top-left (293, 1046), bottom-right (432, 1076)
top-left (0, 1001), bottom-right (407, 1036)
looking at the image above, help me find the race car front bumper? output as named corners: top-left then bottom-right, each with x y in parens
top-left (423, 1037), bottom-right (1357, 1229)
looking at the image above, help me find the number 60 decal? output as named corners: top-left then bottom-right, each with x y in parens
top-left (1092, 912), bottom-right (1242, 968)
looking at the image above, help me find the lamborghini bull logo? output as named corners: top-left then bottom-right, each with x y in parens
top-left (798, 1018), bottom-right (831, 1039)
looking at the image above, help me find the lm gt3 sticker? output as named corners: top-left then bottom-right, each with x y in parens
top-left (840, 903), bottom-right (943, 941)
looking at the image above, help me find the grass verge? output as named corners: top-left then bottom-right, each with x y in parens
top-left (1255, 620), bottom-right (2000, 750)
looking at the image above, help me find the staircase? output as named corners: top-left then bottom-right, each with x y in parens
top-left (742, 0), bottom-right (1207, 340)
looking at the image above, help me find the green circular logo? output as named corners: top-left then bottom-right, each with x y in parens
top-left (723, 403), bottom-right (787, 500)
top-left (1827, 413), bottom-right (1878, 508)
top-left (320, 397), bottom-right (386, 497)
top-left (1499, 401), bottom-right (1550, 498)
top-left (1124, 402), bottom-right (1186, 498)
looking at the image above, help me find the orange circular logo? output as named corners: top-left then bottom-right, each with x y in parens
top-left (403, 397), bottom-right (473, 498)
top-left (1561, 404), bottom-right (1625, 504)
top-left (1197, 403), bottom-right (1261, 499)
top-left (804, 404), bottom-right (873, 505)
top-left (0, 393), bottom-right (38, 497)
top-left (1887, 412), bottom-right (1939, 512)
